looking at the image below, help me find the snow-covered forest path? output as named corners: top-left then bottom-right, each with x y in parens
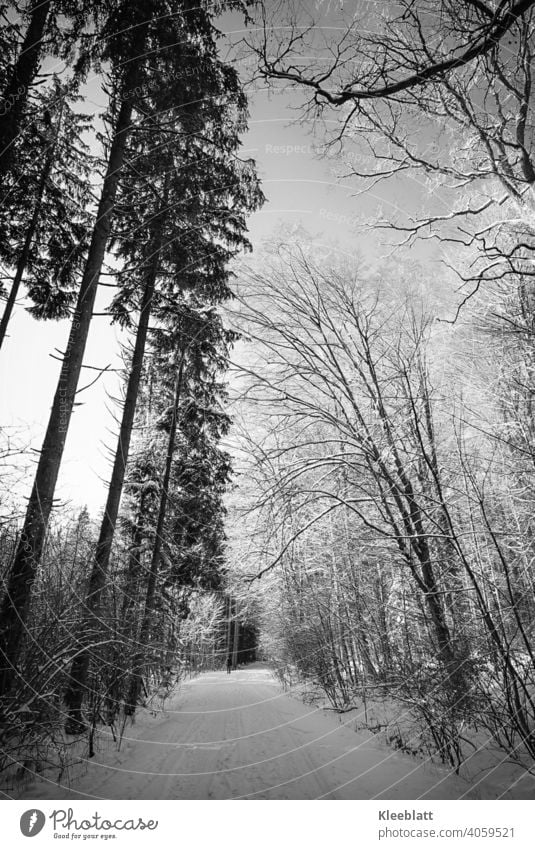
top-left (20, 664), bottom-right (476, 800)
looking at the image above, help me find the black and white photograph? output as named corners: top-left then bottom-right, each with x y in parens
top-left (0, 0), bottom-right (534, 839)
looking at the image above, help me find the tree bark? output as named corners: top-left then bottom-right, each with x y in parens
top-left (121, 492), bottom-right (149, 623)
top-left (231, 599), bottom-right (239, 670)
top-left (65, 221), bottom-right (163, 731)
top-left (226, 595), bottom-right (233, 670)
top-left (0, 63), bottom-right (141, 699)
top-left (0, 0), bottom-right (52, 180)
top-left (411, 535), bottom-right (458, 678)
top-left (104, 487), bottom-right (149, 724)
top-left (126, 355), bottom-right (185, 713)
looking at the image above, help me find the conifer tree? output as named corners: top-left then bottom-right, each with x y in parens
top-left (63, 1), bottom-right (262, 728)
top-left (0, 0), bottom-right (98, 180)
top-left (127, 304), bottom-right (235, 710)
top-left (0, 0), bottom-right (52, 177)
top-left (0, 0), bottom-right (152, 697)
top-left (0, 77), bottom-right (94, 349)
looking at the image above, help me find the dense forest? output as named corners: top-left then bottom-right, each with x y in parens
top-left (1, 0), bottom-right (535, 798)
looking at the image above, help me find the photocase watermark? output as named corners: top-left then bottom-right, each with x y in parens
top-left (263, 141), bottom-right (371, 171)
top-left (264, 143), bottom-right (319, 156)
top-left (20, 810), bottom-right (46, 837)
top-left (318, 206), bottom-right (359, 229)
top-left (18, 808), bottom-right (159, 840)
top-left (51, 809), bottom-right (158, 840)
top-left (123, 64), bottom-right (204, 101)
top-left (0, 84), bottom-right (26, 117)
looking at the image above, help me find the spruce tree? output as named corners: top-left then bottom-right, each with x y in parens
top-left (0, 0), bottom-right (52, 177)
top-left (0, 77), bottom-right (94, 349)
top-left (126, 304), bottom-right (235, 710)
top-left (0, 0), bottom-right (152, 697)
top-left (0, 0), bottom-right (98, 180)
top-left (64, 18), bottom-right (263, 727)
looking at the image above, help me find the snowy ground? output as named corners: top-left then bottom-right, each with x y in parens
top-left (11, 664), bottom-right (534, 800)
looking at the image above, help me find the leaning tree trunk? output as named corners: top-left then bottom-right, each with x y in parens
top-left (0, 0), bottom-right (52, 180)
top-left (65, 222), bottom-right (163, 732)
top-left (0, 62), bottom-right (142, 699)
top-left (126, 356), bottom-right (185, 714)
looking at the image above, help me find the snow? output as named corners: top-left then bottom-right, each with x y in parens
top-left (12, 664), bottom-right (531, 800)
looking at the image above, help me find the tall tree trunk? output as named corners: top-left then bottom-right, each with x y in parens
top-left (231, 599), bottom-right (239, 670)
top-left (225, 595), bottom-right (233, 669)
top-left (0, 62), bottom-right (142, 699)
top-left (417, 542), bottom-right (457, 672)
top-left (104, 487), bottom-right (149, 724)
top-left (0, 102), bottom-right (61, 350)
top-left (65, 222), bottom-right (163, 732)
top-left (121, 492), bottom-right (149, 624)
top-left (0, 0), bottom-right (52, 179)
top-left (126, 356), bottom-right (185, 713)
